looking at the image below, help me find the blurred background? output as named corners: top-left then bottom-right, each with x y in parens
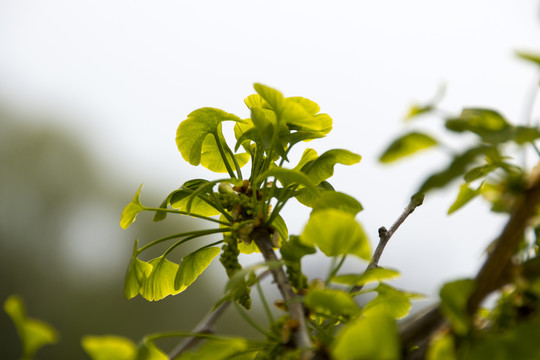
top-left (1, 1), bottom-right (540, 358)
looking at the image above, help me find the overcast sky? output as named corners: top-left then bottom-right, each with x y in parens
top-left (1, 0), bottom-right (540, 297)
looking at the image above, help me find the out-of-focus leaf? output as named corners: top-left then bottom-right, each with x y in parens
top-left (379, 132), bottom-right (438, 163)
top-left (363, 283), bottom-right (412, 319)
top-left (426, 334), bottom-right (457, 360)
top-left (332, 314), bottom-right (400, 360)
top-left (304, 289), bottom-right (360, 318)
top-left (463, 164), bottom-right (498, 182)
top-left (121, 185), bottom-right (145, 229)
top-left (516, 51), bottom-right (540, 67)
top-left (448, 183), bottom-right (480, 215)
top-left (4, 295), bottom-right (59, 358)
top-left (256, 168), bottom-right (320, 196)
top-left (140, 256), bottom-right (182, 301)
top-left (174, 247), bottom-right (220, 291)
top-left (136, 339), bottom-right (167, 360)
top-left (176, 107), bottom-right (242, 166)
top-left (439, 279), bottom-right (475, 335)
top-left (169, 189), bottom-right (220, 217)
top-left (405, 104), bottom-right (434, 121)
top-left (280, 235), bottom-right (316, 263)
top-left (175, 338), bottom-right (247, 360)
top-left (513, 126), bottom-right (540, 144)
top-left (293, 148), bottom-right (319, 172)
top-left (124, 240), bottom-right (153, 299)
top-left (445, 108), bottom-right (512, 144)
top-left (301, 149), bottom-right (361, 185)
top-left (312, 191), bottom-right (363, 216)
top-left (332, 267), bottom-right (400, 286)
top-left (82, 335), bottom-right (136, 360)
top-left (301, 208), bottom-right (370, 260)
top-left (295, 180), bottom-right (334, 208)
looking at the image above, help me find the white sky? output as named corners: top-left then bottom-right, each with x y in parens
top-left (1, 0), bottom-right (540, 297)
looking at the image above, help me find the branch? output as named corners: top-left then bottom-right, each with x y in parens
top-left (252, 227), bottom-right (314, 359)
top-left (351, 193), bottom-right (424, 293)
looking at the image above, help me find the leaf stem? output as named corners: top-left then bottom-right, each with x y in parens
top-left (144, 207), bottom-right (228, 226)
top-left (213, 132), bottom-right (236, 179)
top-left (137, 228), bottom-right (230, 254)
top-left (232, 301), bottom-right (279, 340)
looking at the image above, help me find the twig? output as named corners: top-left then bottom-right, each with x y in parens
top-left (351, 193), bottom-right (425, 293)
top-left (252, 227), bottom-right (314, 359)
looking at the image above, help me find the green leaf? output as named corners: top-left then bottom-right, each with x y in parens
top-left (174, 247), bottom-right (220, 291)
top-left (293, 148), bottom-right (319, 172)
top-left (513, 125), bottom-right (540, 144)
top-left (82, 335), bottom-right (136, 360)
top-left (174, 338), bottom-right (247, 360)
top-left (439, 279), bottom-right (475, 335)
top-left (124, 240), bottom-right (153, 299)
top-left (140, 256), bottom-right (182, 301)
top-left (287, 96), bottom-right (320, 115)
top-left (295, 180), bottom-right (335, 208)
top-left (405, 104), bottom-right (434, 121)
top-left (256, 167), bottom-right (320, 196)
top-left (200, 130), bottom-right (250, 173)
top-left (253, 83), bottom-right (285, 114)
top-left (301, 208), bottom-right (370, 260)
top-left (463, 164), bottom-right (498, 182)
top-left (445, 108), bottom-right (512, 144)
top-left (136, 339), bottom-right (167, 360)
top-left (4, 295), bottom-right (59, 358)
top-left (332, 314), bottom-right (400, 360)
top-left (516, 50), bottom-right (540, 67)
top-left (419, 145), bottom-right (490, 193)
top-left (170, 190), bottom-right (220, 217)
top-left (280, 235), bottom-right (316, 263)
top-left (426, 334), bottom-right (457, 360)
top-left (379, 132), bottom-right (438, 163)
top-left (121, 185), bottom-right (145, 229)
top-left (312, 191), bottom-right (363, 216)
top-left (363, 283), bottom-right (412, 319)
top-left (332, 267), bottom-right (400, 286)
top-left (176, 107), bottom-right (242, 166)
top-left (304, 289), bottom-right (360, 318)
top-left (301, 149), bottom-right (361, 185)
top-left (448, 183), bottom-right (480, 215)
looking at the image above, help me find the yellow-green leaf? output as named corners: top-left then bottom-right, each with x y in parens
top-left (332, 267), bottom-right (400, 286)
top-left (174, 247), bottom-right (220, 291)
top-left (140, 256), bottom-right (182, 301)
top-left (137, 339), bottom-right (168, 360)
top-left (448, 183), bottom-right (480, 215)
top-left (380, 132), bottom-right (438, 163)
top-left (175, 338), bottom-right (247, 360)
top-left (81, 335), bottom-right (136, 360)
top-left (4, 295), bottom-right (59, 358)
top-left (301, 209), bottom-right (370, 260)
top-left (120, 185), bottom-right (144, 229)
top-left (124, 240), bottom-right (153, 299)
top-left (301, 149), bottom-right (361, 185)
top-left (304, 289), bottom-right (360, 317)
top-left (363, 283), bottom-right (412, 319)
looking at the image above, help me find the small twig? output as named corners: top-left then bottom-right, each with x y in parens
top-left (351, 193), bottom-right (424, 293)
top-left (252, 228), bottom-right (314, 359)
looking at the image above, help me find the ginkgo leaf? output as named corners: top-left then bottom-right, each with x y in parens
top-left (174, 247), bottom-right (220, 291)
top-left (379, 132), bottom-right (438, 163)
top-left (363, 283), bottom-right (412, 319)
top-left (256, 168), bottom-right (320, 196)
top-left (176, 107), bottom-right (242, 166)
top-left (440, 279), bottom-right (475, 335)
top-left (301, 149), bottom-right (361, 185)
top-left (301, 208), bottom-right (370, 260)
top-left (140, 256), bottom-right (182, 301)
top-left (448, 183), bottom-right (480, 215)
top-left (174, 338), bottom-right (247, 360)
top-left (120, 185), bottom-right (145, 229)
top-left (4, 295), bottom-right (59, 358)
top-left (81, 335), bottom-right (136, 360)
top-left (137, 339), bottom-right (168, 360)
top-left (169, 189), bottom-right (220, 217)
top-left (200, 131), bottom-right (250, 173)
top-left (124, 240), bottom-right (153, 299)
top-left (312, 191), bottom-right (363, 216)
top-left (332, 267), bottom-right (400, 286)
top-left (304, 289), bottom-right (360, 317)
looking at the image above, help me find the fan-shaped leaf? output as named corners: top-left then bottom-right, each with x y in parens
top-left (140, 256), bottom-right (182, 301)
top-left (305, 289), bottom-right (360, 317)
top-left (363, 283), bottom-right (412, 319)
top-left (301, 149), bottom-right (361, 185)
top-left (120, 185), bottom-right (145, 229)
top-left (312, 191), bottom-right (363, 216)
top-left (380, 132), bottom-right (438, 163)
top-left (332, 267), bottom-right (400, 286)
top-left (448, 183), bottom-right (480, 215)
top-left (174, 247), bottom-right (220, 291)
top-left (124, 240), bottom-right (153, 299)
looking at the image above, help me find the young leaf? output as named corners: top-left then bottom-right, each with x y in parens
top-left (332, 314), bottom-right (400, 360)
top-left (332, 267), bottom-right (400, 286)
top-left (256, 168), bottom-right (320, 196)
top-left (280, 235), bottom-right (316, 263)
top-left (312, 191), bottom-right (363, 216)
top-left (136, 338), bottom-right (168, 360)
top-left (120, 185), bottom-right (144, 229)
top-left (81, 335), bottom-right (136, 360)
top-left (301, 208), bottom-right (370, 260)
top-left (362, 283), bottom-right (412, 319)
top-left (513, 125), bottom-right (540, 144)
top-left (304, 289), bottom-right (361, 318)
top-left (170, 189), bottom-right (220, 217)
top-left (379, 132), bottom-right (438, 163)
top-left (124, 240), bottom-right (153, 299)
top-left (176, 107), bottom-right (242, 166)
top-left (174, 338), bottom-right (247, 360)
top-left (301, 149), bottom-right (361, 185)
top-left (439, 279), bottom-right (475, 335)
top-left (4, 295), bottom-right (59, 359)
top-left (516, 50), bottom-right (540, 67)
top-left (448, 183), bottom-right (480, 215)
top-left (174, 247), bottom-right (221, 291)
top-left (287, 96), bottom-right (320, 115)
top-left (445, 108), bottom-right (512, 144)
top-left (463, 164), bottom-right (498, 182)
top-left (200, 131), bottom-right (250, 173)
top-left (426, 334), bottom-right (457, 360)
top-left (292, 148), bottom-right (319, 172)
top-left (140, 256), bottom-right (182, 301)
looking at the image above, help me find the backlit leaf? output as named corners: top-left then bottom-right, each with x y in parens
top-left (380, 132), bottom-right (438, 163)
top-left (4, 295), bottom-right (59, 358)
top-left (256, 167), bottom-right (320, 196)
top-left (301, 208), bottom-right (370, 260)
top-left (448, 183), bottom-right (480, 215)
top-left (312, 191), bottom-right (363, 216)
top-left (280, 235), bottom-right (316, 263)
top-left (121, 185), bottom-right (145, 229)
top-left (174, 247), bottom-right (220, 291)
top-left (305, 289), bottom-right (360, 318)
top-left (176, 107), bottom-right (242, 166)
top-left (82, 335), bottom-right (136, 360)
top-left (513, 126), bottom-right (540, 144)
top-left (200, 131), bottom-right (250, 173)
top-left (140, 256), bottom-right (182, 301)
top-left (175, 338), bottom-right (247, 360)
top-left (170, 189), bottom-right (220, 217)
top-left (363, 283), bottom-right (412, 319)
top-left (332, 267), bottom-right (400, 286)
top-left (332, 314), bottom-right (400, 360)
top-left (124, 240), bottom-right (153, 299)
top-left (136, 339), bottom-right (167, 360)
top-left (439, 279), bottom-right (475, 335)
top-left (301, 149), bottom-right (361, 185)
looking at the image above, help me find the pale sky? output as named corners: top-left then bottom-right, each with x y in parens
top-left (1, 0), bottom-right (539, 298)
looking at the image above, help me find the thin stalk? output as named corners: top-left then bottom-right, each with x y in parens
top-left (326, 255), bottom-right (347, 286)
top-left (213, 132), bottom-right (236, 178)
top-left (163, 233), bottom-right (224, 258)
top-left (224, 141), bottom-right (243, 180)
top-left (137, 228), bottom-right (231, 254)
top-left (256, 280), bottom-right (275, 324)
top-left (232, 301), bottom-right (279, 340)
top-left (144, 207), bottom-right (228, 226)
